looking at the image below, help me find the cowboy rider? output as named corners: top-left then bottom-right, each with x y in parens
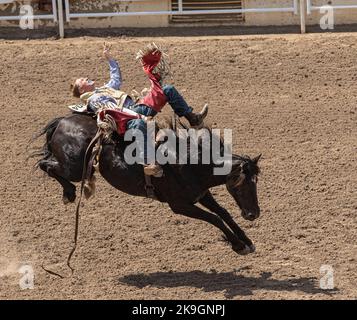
top-left (70, 44), bottom-right (208, 177)
top-left (71, 43), bottom-right (208, 127)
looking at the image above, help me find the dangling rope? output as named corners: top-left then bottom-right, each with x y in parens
top-left (67, 129), bottom-right (103, 274)
top-left (42, 129), bottom-right (103, 278)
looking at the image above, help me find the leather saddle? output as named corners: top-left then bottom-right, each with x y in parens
top-left (68, 104), bottom-right (93, 114)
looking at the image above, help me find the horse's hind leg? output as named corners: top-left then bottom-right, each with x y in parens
top-left (169, 203), bottom-right (252, 255)
top-left (199, 191), bottom-right (254, 251)
top-left (38, 159), bottom-right (76, 204)
top-left (53, 174), bottom-right (76, 204)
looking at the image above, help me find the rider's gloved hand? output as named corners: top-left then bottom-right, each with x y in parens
top-left (103, 42), bottom-right (113, 60)
top-left (141, 50), bottom-right (162, 76)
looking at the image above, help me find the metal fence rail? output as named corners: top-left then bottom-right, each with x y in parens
top-left (1, 1), bottom-right (357, 38)
top-left (307, 0), bottom-right (357, 14)
top-left (0, 0), bottom-right (57, 22)
top-left (60, 0), bottom-right (299, 37)
top-left (64, 0), bottom-right (298, 20)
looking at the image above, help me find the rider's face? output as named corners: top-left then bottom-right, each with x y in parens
top-left (75, 78), bottom-right (95, 94)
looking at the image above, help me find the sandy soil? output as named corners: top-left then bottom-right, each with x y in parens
top-left (0, 31), bottom-right (356, 300)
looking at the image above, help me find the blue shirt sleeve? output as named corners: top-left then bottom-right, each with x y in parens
top-left (105, 59), bottom-right (122, 90)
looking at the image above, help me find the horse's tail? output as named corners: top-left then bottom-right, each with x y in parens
top-left (28, 117), bottom-right (64, 166)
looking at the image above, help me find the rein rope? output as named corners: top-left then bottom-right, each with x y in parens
top-left (68, 129), bottom-right (103, 273)
top-left (42, 129), bottom-right (103, 278)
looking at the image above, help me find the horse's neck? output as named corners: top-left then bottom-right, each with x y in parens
top-left (193, 154), bottom-right (244, 189)
top-left (192, 163), bottom-right (228, 190)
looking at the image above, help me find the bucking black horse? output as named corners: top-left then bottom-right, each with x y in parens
top-left (33, 113), bottom-right (261, 256)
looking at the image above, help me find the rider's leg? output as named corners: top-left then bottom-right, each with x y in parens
top-left (126, 118), bottom-right (148, 163)
top-left (130, 104), bottom-right (157, 117)
top-left (126, 118), bottom-right (162, 177)
top-left (163, 85), bottom-right (208, 127)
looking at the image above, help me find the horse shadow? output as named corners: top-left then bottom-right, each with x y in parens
top-left (118, 270), bottom-right (338, 299)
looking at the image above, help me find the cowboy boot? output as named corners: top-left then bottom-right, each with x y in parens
top-left (184, 104), bottom-right (209, 128)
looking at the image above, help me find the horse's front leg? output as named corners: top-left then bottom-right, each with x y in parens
top-left (198, 191), bottom-right (255, 251)
top-left (169, 203), bottom-right (253, 255)
top-left (38, 159), bottom-right (76, 204)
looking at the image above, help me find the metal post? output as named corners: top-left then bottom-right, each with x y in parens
top-left (293, 0), bottom-right (298, 15)
top-left (52, 0), bottom-right (57, 21)
top-left (57, 0), bottom-right (64, 38)
top-left (65, 0), bottom-right (71, 22)
top-left (178, 0), bottom-right (183, 13)
top-left (307, 0), bottom-right (311, 15)
top-left (300, 0), bottom-right (306, 34)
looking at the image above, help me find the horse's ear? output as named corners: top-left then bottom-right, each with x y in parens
top-left (252, 154), bottom-right (262, 164)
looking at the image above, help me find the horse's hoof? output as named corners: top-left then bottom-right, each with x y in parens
top-left (63, 196), bottom-right (71, 205)
top-left (63, 193), bottom-right (76, 204)
top-left (233, 244), bottom-right (255, 256)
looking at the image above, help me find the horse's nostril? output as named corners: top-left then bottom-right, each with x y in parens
top-left (245, 212), bottom-right (258, 220)
top-left (241, 209), bottom-right (258, 220)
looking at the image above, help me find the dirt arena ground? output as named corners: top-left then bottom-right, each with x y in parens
top-left (0, 30), bottom-right (356, 300)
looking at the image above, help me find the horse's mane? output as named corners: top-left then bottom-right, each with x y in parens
top-left (232, 154), bottom-right (261, 177)
top-left (109, 115), bottom-right (261, 176)
top-left (153, 116), bottom-right (262, 178)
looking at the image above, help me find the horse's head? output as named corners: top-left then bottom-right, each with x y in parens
top-left (226, 154), bottom-right (261, 221)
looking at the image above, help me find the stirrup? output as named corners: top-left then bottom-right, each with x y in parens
top-left (143, 164), bottom-right (163, 178)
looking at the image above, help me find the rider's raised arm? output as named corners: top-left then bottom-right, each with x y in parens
top-left (105, 58), bottom-right (122, 90)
